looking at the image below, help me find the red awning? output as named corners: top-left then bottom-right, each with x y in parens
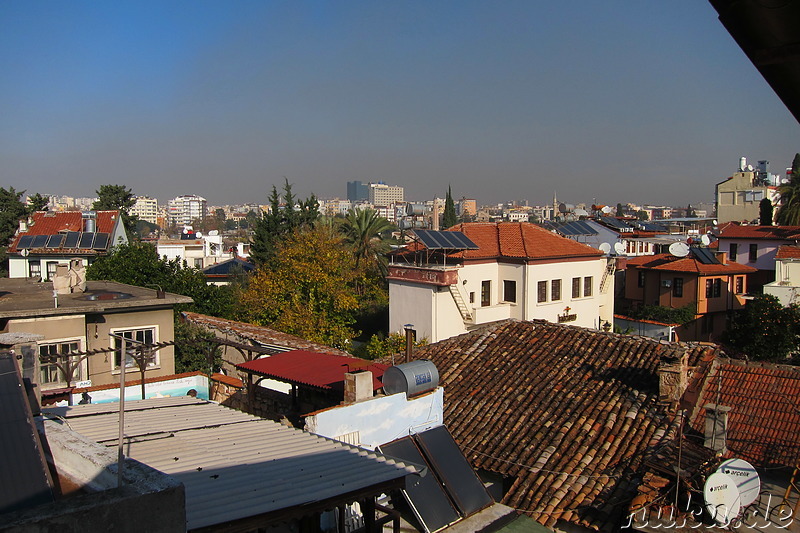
top-left (236, 350), bottom-right (389, 391)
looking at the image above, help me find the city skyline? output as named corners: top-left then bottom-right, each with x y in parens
top-left (2, 2), bottom-right (799, 207)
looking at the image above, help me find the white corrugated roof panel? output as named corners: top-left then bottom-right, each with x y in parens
top-left (43, 398), bottom-right (420, 530)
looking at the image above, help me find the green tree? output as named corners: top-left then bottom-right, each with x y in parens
top-left (636, 210), bottom-right (649, 221)
top-left (250, 180), bottom-right (320, 267)
top-left (686, 204), bottom-right (696, 218)
top-left (0, 187), bottom-right (29, 246)
top-left (238, 225), bottom-right (359, 349)
top-left (340, 208), bottom-right (394, 273)
top-left (92, 184), bottom-right (139, 238)
top-left (722, 294), bottom-right (800, 361)
top-left (354, 331), bottom-right (428, 360)
top-left (616, 203), bottom-right (624, 216)
top-left (776, 153), bottom-right (800, 226)
top-left (442, 186), bottom-right (458, 229)
top-left (760, 197), bottom-right (774, 226)
top-left (628, 303), bottom-right (697, 325)
top-left (27, 193), bottom-right (49, 212)
top-left (173, 320), bottom-right (223, 374)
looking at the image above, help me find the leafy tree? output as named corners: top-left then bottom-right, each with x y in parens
top-left (173, 320), bottom-right (223, 374)
top-left (92, 184), bottom-right (139, 238)
top-left (86, 242), bottom-right (235, 318)
top-left (616, 203), bottom-right (624, 217)
top-left (776, 153), bottom-right (800, 226)
top-left (442, 186), bottom-right (458, 229)
top-left (628, 303), bottom-right (697, 325)
top-left (340, 208), bottom-right (394, 274)
top-left (0, 187), bottom-right (29, 246)
top-left (722, 294), bottom-right (800, 361)
top-left (250, 180), bottom-right (320, 267)
top-left (238, 225), bottom-right (359, 349)
top-left (760, 197), bottom-right (774, 226)
top-left (27, 193), bottom-right (49, 212)
top-left (354, 332), bottom-right (428, 360)
top-left (636, 210), bottom-right (649, 221)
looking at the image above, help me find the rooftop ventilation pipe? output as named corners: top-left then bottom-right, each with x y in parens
top-left (404, 324), bottom-right (415, 363)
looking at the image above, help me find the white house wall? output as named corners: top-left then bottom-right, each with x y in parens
top-left (389, 281), bottom-right (438, 342)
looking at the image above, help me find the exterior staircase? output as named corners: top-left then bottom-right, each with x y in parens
top-left (600, 258), bottom-right (616, 294)
top-left (449, 284), bottom-right (474, 322)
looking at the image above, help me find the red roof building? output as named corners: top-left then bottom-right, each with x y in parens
top-left (716, 222), bottom-right (800, 290)
top-left (7, 210), bottom-right (127, 280)
top-left (624, 248), bottom-right (756, 342)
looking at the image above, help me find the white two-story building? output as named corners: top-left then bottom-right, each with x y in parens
top-left (388, 222), bottom-right (615, 343)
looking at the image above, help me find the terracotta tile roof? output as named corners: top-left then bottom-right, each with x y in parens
top-left (236, 350), bottom-right (388, 392)
top-left (397, 320), bottom-right (720, 531)
top-left (688, 359), bottom-right (800, 467)
top-left (717, 222), bottom-right (800, 240)
top-left (181, 312), bottom-right (352, 357)
top-left (9, 210), bottom-right (121, 253)
top-left (447, 222), bottom-right (603, 261)
top-left (625, 253), bottom-right (757, 275)
top-left (776, 245), bottom-right (800, 259)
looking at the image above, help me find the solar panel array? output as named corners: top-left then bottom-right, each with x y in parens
top-left (554, 220), bottom-right (598, 236)
top-left (598, 217), bottom-right (631, 230)
top-left (692, 246), bottom-right (720, 264)
top-left (16, 232), bottom-right (111, 250)
top-left (414, 229), bottom-right (479, 250)
top-left (380, 426), bottom-right (493, 532)
top-left (637, 222), bottom-right (668, 232)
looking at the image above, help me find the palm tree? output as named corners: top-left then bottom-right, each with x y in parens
top-left (340, 208), bottom-right (394, 274)
top-left (776, 153), bottom-right (800, 226)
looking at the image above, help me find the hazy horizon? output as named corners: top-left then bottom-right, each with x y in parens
top-left (2, 2), bottom-right (798, 208)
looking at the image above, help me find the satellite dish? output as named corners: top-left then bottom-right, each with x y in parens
top-left (717, 458), bottom-right (760, 507)
top-left (701, 235), bottom-right (711, 246)
top-left (602, 205), bottom-right (613, 214)
top-left (20, 249), bottom-right (29, 257)
top-left (713, 220), bottom-right (718, 226)
top-left (704, 472), bottom-right (741, 525)
top-left (669, 242), bottom-right (690, 257)
top-left (614, 242), bottom-right (626, 255)
top-left (195, 231), bottom-right (203, 238)
top-left (599, 242), bottom-right (612, 254)
top-left (208, 230), bottom-right (219, 236)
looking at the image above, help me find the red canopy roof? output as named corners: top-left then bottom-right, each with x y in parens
top-left (236, 350), bottom-right (389, 391)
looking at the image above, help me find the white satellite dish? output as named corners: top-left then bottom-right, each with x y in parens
top-left (601, 205), bottom-right (613, 214)
top-left (208, 230), bottom-right (219, 236)
top-left (614, 242), bottom-right (626, 255)
top-left (669, 242), bottom-right (690, 258)
top-left (195, 231), bottom-right (203, 238)
top-left (599, 242), bottom-right (612, 254)
top-left (20, 249), bottom-right (29, 257)
top-left (700, 234), bottom-right (711, 246)
top-left (704, 472), bottom-right (741, 525)
top-left (717, 458), bottom-right (760, 507)
top-left (713, 220), bottom-right (718, 226)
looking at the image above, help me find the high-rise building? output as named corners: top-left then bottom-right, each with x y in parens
top-left (346, 181), bottom-right (370, 202)
top-left (368, 183), bottom-right (404, 206)
top-left (167, 195), bottom-right (207, 227)
top-left (131, 196), bottom-right (159, 224)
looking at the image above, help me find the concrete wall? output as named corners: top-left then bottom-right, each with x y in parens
top-left (305, 387), bottom-right (444, 449)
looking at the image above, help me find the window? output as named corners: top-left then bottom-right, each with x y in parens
top-left (112, 327), bottom-right (157, 370)
top-left (637, 270), bottom-right (645, 288)
top-left (584, 276), bottom-right (593, 297)
top-left (194, 258), bottom-right (203, 268)
top-left (29, 261), bottom-right (41, 279)
top-left (749, 244), bottom-right (758, 262)
top-left (480, 281), bottom-right (491, 307)
top-left (673, 277), bottom-right (683, 298)
top-left (537, 281), bottom-right (548, 303)
top-left (46, 262), bottom-right (58, 281)
top-left (572, 277), bottom-right (581, 298)
top-left (503, 280), bottom-right (517, 303)
top-left (39, 340), bottom-right (81, 385)
top-left (469, 292), bottom-right (475, 304)
top-left (551, 279), bottom-right (562, 301)
top-left (729, 243), bottom-right (738, 262)
top-left (705, 278), bottom-right (722, 298)
top-left (735, 276), bottom-right (744, 294)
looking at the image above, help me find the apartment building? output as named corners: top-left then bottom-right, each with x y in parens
top-left (131, 196), bottom-right (159, 224)
top-left (167, 195), bottom-right (207, 227)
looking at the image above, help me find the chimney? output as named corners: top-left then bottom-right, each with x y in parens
top-left (19, 219), bottom-right (27, 232)
top-left (715, 251), bottom-right (727, 265)
top-left (704, 403), bottom-right (732, 453)
top-left (344, 370), bottom-right (373, 404)
top-left (404, 324), bottom-right (415, 363)
top-left (658, 361), bottom-right (689, 404)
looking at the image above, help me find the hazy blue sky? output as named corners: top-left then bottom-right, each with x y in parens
top-left (1, 1), bottom-right (798, 208)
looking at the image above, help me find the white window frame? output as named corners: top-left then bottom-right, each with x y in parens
top-left (110, 325), bottom-right (160, 373)
top-left (38, 337), bottom-right (85, 387)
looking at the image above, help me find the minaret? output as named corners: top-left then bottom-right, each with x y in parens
top-left (552, 191), bottom-right (558, 221)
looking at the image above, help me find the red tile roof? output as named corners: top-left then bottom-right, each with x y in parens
top-left (182, 313), bottom-right (352, 357)
top-left (9, 210), bottom-right (121, 253)
top-left (448, 222), bottom-right (603, 261)
top-left (689, 359), bottom-right (800, 467)
top-left (717, 222), bottom-right (800, 240)
top-left (236, 350), bottom-right (388, 391)
top-left (625, 253), bottom-right (757, 275)
top-left (776, 245), bottom-right (800, 259)
top-left (393, 319), bottom-right (720, 531)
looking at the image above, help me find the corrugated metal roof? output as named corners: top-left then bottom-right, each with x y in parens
top-left (43, 397), bottom-right (419, 530)
top-left (236, 350), bottom-right (389, 391)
